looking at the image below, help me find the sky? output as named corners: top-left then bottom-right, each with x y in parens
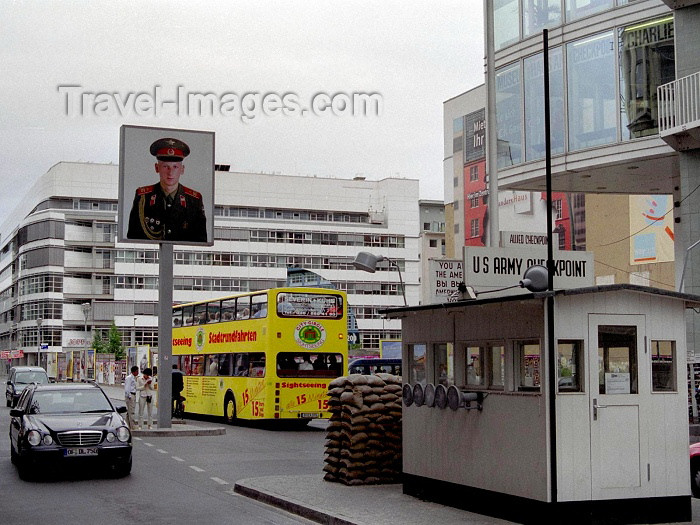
top-left (0, 1), bottom-right (485, 226)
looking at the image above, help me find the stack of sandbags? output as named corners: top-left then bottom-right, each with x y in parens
top-left (323, 373), bottom-right (403, 485)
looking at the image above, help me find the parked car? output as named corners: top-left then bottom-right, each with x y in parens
top-left (6, 366), bottom-right (50, 407)
top-left (691, 442), bottom-right (700, 497)
top-left (9, 382), bottom-right (132, 480)
top-left (348, 358), bottom-right (402, 376)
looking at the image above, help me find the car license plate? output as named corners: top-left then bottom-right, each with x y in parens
top-left (300, 413), bottom-right (319, 418)
top-left (64, 447), bottom-right (99, 457)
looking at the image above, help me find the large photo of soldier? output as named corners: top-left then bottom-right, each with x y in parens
top-left (118, 125), bottom-right (215, 246)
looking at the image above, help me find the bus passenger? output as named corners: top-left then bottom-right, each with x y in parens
top-left (298, 355), bottom-right (313, 370)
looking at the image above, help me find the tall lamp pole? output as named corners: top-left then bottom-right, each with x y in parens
top-left (82, 302), bottom-right (91, 382)
top-left (36, 317), bottom-right (43, 368)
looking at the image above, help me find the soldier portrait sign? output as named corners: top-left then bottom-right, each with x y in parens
top-left (118, 125), bottom-right (215, 246)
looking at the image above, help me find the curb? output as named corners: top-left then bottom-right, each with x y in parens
top-left (234, 481), bottom-right (358, 525)
top-left (132, 426), bottom-right (226, 437)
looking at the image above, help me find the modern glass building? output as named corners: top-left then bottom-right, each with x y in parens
top-left (487, 0), bottom-right (700, 357)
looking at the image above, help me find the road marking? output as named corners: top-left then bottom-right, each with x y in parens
top-left (190, 466), bottom-right (205, 472)
top-left (143, 442), bottom-right (154, 447)
top-left (133, 437), bottom-right (142, 441)
top-left (172, 456), bottom-right (185, 462)
top-left (156, 449), bottom-right (168, 454)
top-left (209, 478), bottom-right (228, 485)
top-left (211, 477), bottom-right (229, 485)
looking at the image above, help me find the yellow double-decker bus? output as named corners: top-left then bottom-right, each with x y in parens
top-left (171, 287), bottom-right (347, 423)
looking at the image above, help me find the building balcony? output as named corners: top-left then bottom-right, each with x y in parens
top-left (658, 71), bottom-right (700, 151)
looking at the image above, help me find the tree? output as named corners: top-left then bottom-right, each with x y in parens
top-left (92, 330), bottom-right (107, 354)
top-left (106, 322), bottom-right (126, 361)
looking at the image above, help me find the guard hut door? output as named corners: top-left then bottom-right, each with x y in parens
top-left (588, 314), bottom-right (650, 500)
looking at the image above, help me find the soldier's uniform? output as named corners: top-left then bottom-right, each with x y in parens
top-left (126, 137), bottom-right (208, 242)
top-left (127, 182), bottom-right (207, 242)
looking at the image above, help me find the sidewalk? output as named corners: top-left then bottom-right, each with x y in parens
top-left (234, 475), bottom-right (515, 525)
top-left (99, 383), bottom-right (226, 437)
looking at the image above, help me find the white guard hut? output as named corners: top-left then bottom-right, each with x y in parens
top-left (386, 284), bottom-right (700, 524)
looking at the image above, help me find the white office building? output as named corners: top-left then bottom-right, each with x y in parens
top-left (0, 162), bottom-right (420, 372)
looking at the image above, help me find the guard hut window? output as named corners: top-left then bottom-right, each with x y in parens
top-left (598, 325), bottom-right (638, 394)
top-left (434, 343), bottom-right (454, 387)
top-left (651, 340), bottom-right (676, 392)
top-left (517, 340), bottom-right (541, 391)
top-left (488, 343), bottom-right (506, 389)
top-left (408, 343), bottom-right (427, 385)
top-left (558, 340), bottom-right (583, 392)
top-left (465, 345), bottom-right (485, 387)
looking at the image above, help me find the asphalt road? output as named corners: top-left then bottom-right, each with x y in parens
top-left (0, 403), bottom-right (327, 524)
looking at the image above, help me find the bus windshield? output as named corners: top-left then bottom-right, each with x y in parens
top-left (276, 292), bottom-right (343, 319)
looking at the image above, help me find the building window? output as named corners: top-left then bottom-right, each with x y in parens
top-left (598, 325), bottom-right (638, 394)
top-left (553, 199), bottom-right (563, 219)
top-left (408, 343), bottom-right (427, 385)
top-left (566, 0), bottom-right (613, 23)
top-left (465, 345), bottom-right (485, 387)
top-left (619, 16), bottom-right (675, 140)
top-left (496, 62), bottom-right (522, 167)
top-left (567, 31), bottom-right (617, 152)
top-left (523, 0), bottom-right (561, 39)
top-left (470, 196), bottom-right (479, 208)
top-left (434, 343), bottom-right (454, 387)
top-left (558, 340), bottom-right (583, 392)
top-left (517, 340), bottom-right (541, 391)
top-left (493, 0), bottom-right (520, 50)
top-left (651, 340), bottom-right (676, 392)
top-left (524, 47), bottom-right (565, 161)
top-left (429, 239), bottom-right (437, 248)
top-left (470, 218), bottom-right (480, 238)
top-left (488, 343), bottom-right (506, 389)
top-left (469, 165), bottom-right (479, 182)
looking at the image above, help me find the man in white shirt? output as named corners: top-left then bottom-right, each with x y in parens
top-left (124, 366), bottom-right (139, 430)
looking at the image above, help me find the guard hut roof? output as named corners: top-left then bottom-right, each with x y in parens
top-left (382, 283), bottom-right (700, 318)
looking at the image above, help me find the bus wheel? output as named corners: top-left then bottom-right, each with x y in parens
top-left (223, 393), bottom-right (237, 425)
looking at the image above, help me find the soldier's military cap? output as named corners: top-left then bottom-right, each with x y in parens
top-left (150, 138), bottom-right (190, 162)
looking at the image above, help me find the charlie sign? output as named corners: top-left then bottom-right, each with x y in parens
top-left (428, 259), bottom-right (464, 303)
top-left (464, 246), bottom-right (593, 297)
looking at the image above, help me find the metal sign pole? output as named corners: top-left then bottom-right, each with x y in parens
top-left (157, 243), bottom-right (173, 428)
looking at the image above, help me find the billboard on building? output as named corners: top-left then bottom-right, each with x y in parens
top-left (629, 194), bottom-right (674, 264)
top-left (118, 125), bottom-right (215, 246)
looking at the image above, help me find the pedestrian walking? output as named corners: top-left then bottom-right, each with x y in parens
top-left (137, 367), bottom-right (155, 429)
top-left (124, 366), bottom-right (139, 431)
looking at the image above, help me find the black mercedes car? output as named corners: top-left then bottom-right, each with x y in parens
top-left (9, 382), bottom-right (132, 480)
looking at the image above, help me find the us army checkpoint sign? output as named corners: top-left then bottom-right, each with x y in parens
top-left (463, 246), bottom-right (594, 297)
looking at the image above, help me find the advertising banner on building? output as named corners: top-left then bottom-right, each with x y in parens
top-left (629, 194), bottom-right (674, 264)
top-left (118, 125), bottom-right (215, 246)
top-left (464, 246), bottom-right (594, 297)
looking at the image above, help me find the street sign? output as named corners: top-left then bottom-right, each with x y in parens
top-left (463, 246), bottom-right (594, 297)
top-left (40, 343), bottom-right (48, 350)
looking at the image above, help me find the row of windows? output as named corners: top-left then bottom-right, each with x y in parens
top-left (407, 335), bottom-right (676, 394)
top-left (496, 16), bottom-right (674, 169)
top-left (18, 274), bottom-right (64, 295)
top-left (215, 205), bottom-right (369, 224)
top-left (175, 352), bottom-right (344, 379)
top-left (493, 0), bottom-right (639, 51)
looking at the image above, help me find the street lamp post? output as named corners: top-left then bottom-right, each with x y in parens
top-left (36, 317), bottom-right (43, 368)
top-left (352, 251), bottom-right (407, 306)
top-left (82, 302), bottom-right (91, 382)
